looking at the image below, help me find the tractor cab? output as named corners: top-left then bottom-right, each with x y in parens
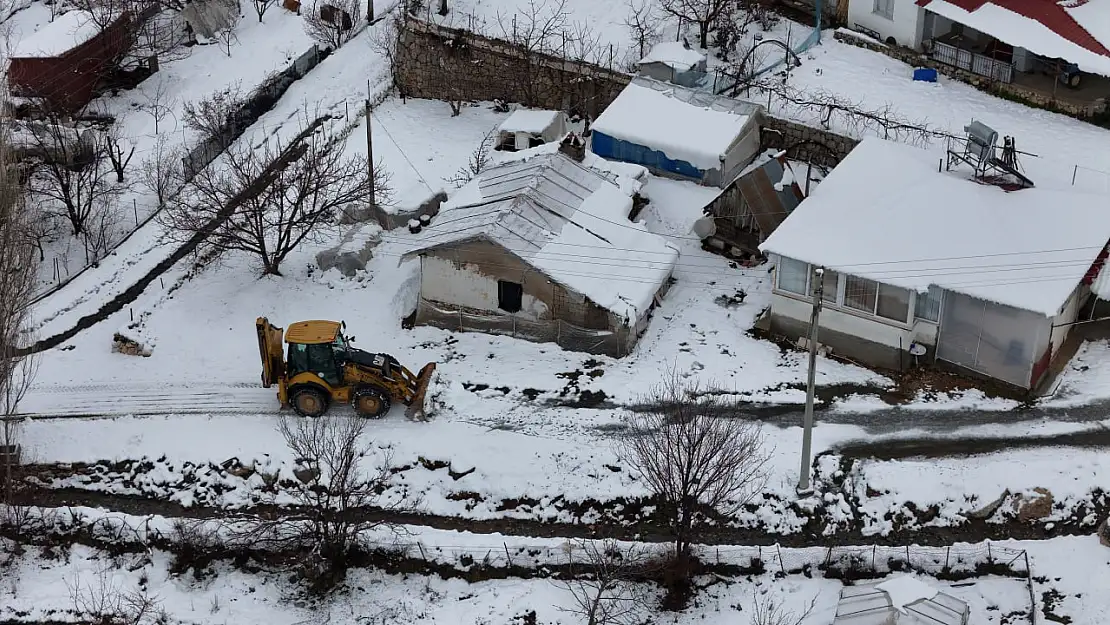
top-left (284, 320), bottom-right (347, 386)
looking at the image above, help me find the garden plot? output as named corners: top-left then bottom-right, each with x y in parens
top-left (842, 447), bottom-right (1110, 536)
top-left (25, 8), bottom-right (317, 294)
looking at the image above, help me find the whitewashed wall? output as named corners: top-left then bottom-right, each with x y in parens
top-left (420, 256), bottom-right (549, 319)
top-left (771, 290), bottom-right (935, 351)
top-left (848, 0), bottom-right (927, 48)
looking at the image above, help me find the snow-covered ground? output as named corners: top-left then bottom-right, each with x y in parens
top-left (0, 511), bottom-right (1104, 625)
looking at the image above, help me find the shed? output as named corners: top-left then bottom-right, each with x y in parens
top-left (400, 151), bottom-right (678, 357)
top-left (759, 137), bottom-right (1110, 389)
top-left (590, 77), bottom-right (763, 188)
top-left (496, 109), bottom-right (568, 152)
top-left (8, 10), bottom-right (135, 114)
top-left (637, 41), bottom-right (708, 87)
top-left (834, 576), bottom-right (969, 625)
top-left (701, 151), bottom-right (805, 257)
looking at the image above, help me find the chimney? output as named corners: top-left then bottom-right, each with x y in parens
top-left (559, 132), bottom-right (585, 162)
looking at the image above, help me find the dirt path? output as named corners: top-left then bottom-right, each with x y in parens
top-left (13, 484), bottom-right (1101, 548)
top-left (832, 427), bottom-right (1110, 461)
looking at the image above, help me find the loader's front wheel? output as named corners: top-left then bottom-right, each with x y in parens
top-left (353, 387), bottom-right (391, 419)
top-left (291, 387), bottom-right (329, 418)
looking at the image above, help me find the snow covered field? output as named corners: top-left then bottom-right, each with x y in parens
top-left (1, 511), bottom-right (1104, 625)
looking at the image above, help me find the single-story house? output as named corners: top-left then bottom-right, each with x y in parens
top-left (496, 109), bottom-right (568, 152)
top-left (847, 0), bottom-right (1110, 105)
top-left (590, 77), bottom-right (763, 188)
top-left (834, 576), bottom-right (969, 625)
top-left (400, 151), bottom-right (678, 357)
top-left (8, 10), bottom-right (136, 114)
top-left (759, 136), bottom-right (1110, 391)
top-left (701, 150), bottom-right (806, 258)
top-left (637, 41), bottom-right (708, 88)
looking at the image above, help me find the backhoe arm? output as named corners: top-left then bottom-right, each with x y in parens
top-left (255, 317), bottom-right (285, 388)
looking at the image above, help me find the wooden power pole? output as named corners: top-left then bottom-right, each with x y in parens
top-left (796, 266), bottom-right (824, 495)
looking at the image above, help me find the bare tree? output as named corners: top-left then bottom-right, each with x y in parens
top-left (251, 0), bottom-right (277, 21)
top-left (558, 538), bottom-right (656, 625)
top-left (496, 0), bottom-right (569, 106)
top-left (616, 373), bottom-right (769, 558)
top-left (69, 567), bottom-right (169, 625)
top-left (0, 120), bottom-right (36, 514)
top-left (305, 0), bottom-right (361, 49)
top-left (161, 116), bottom-right (388, 276)
top-left (105, 123), bottom-right (136, 184)
top-left (225, 415), bottom-right (414, 593)
top-left (659, 0), bottom-right (731, 49)
top-left (447, 127), bottom-right (495, 187)
top-left (624, 0), bottom-right (660, 60)
top-left (23, 119), bottom-right (120, 237)
top-left (139, 134), bottom-right (183, 206)
top-left (749, 594), bottom-right (818, 625)
top-left (81, 202), bottom-right (122, 265)
top-left (139, 76), bottom-right (179, 136)
top-left (181, 83), bottom-right (244, 142)
top-left (214, 20), bottom-right (239, 57)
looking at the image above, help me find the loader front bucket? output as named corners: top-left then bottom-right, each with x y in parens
top-left (405, 362), bottom-right (437, 420)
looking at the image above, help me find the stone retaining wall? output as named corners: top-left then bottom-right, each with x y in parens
top-left (396, 17), bottom-right (861, 169)
top-left (833, 29), bottom-right (1109, 121)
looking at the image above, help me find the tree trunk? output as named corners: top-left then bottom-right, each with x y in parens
top-left (699, 21), bottom-right (709, 50)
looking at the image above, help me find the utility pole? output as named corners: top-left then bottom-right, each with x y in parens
top-left (365, 85), bottom-right (375, 209)
top-left (797, 266), bottom-right (824, 495)
top-left (367, 0), bottom-right (374, 23)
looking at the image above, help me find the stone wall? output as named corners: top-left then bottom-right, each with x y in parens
top-left (758, 113), bottom-right (859, 167)
top-left (833, 29), bottom-right (1110, 121)
top-left (396, 17), bottom-right (631, 119)
top-left (395, 16), bottom-right (860, 168)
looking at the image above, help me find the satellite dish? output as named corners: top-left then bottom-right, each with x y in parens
top-left (908, 342), bottom-right (927, 356)
top-left (692, 216), bottom-right (717, 239)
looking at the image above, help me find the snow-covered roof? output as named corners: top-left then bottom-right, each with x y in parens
top-left (12, 10), bottom-right (103, 58)
top-left (759, 137), bottom-right (1110, 317)
top-left (402, 152), bottom-right (678, 320)
top-left (918, 0), bottom-right (1110, 77)
top-left (498, 109), bottom-right (560, 134)
top-left (639, 41), bottom-right (706, 71)
top-left (834, 577), bottom-right (968, 625)
top-left (591, 77), bottom-right (761, 171)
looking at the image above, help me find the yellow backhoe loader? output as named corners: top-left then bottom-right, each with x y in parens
top-left (256, 317), bottom-right (436, 419)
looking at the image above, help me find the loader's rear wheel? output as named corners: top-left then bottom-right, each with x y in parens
top-left (291, 387), bottom-right (329, 418)
top-left (353, 387), bottom-right (391, 419)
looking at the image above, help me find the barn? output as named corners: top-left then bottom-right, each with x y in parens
top-left (401, 151), bottom-right (678, 357)
top-left (590, 77), bottom-right (763, 188)
top-left (8, 10), bottom-right (136, 114)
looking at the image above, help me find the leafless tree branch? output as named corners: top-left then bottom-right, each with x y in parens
top-left (558, 538), bottom-right (657, 625)
top-left (616, 371), bottom-right (770, 558)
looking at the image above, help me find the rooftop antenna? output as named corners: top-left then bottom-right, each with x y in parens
top-left (946, 120), bottom-right (1034, 190)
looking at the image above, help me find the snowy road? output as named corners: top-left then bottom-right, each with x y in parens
top-left (16, 382), bottom-right (1110, 434)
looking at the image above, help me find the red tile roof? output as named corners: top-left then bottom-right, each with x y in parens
top-left (915, 0), bottom-right (1110, 56)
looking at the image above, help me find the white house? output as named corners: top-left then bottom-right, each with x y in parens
top-left (847, 0), bottom-right (1110, 85)
top-left (759, 136), bottom-right (1110, 390)
top-left (637, 41), bottom-right (708, 88)
top-left (590, 77), bottom-right (763, 188)
top-left (400, 151), bottom-right (678, 357)
top-left (834, 576), bottom-right (969, 625)
top-left (496, 108), bottom-right (568, 152)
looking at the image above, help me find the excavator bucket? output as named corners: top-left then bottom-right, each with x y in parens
top-left (405, 362), bottom-right (437, 420)
top-left (255, 317), bottom-right (285, 388)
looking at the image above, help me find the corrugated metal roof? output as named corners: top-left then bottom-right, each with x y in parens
top-left (833, 583), bottom-right (969, 625)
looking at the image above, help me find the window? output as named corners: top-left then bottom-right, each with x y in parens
top-left (844, 275), bottom-right (878, 312)
top-left (818, 270), bottom-right (839, 303)
top-left (873, 0), bottom-right (894, 20)
top-left (914, 286), bottom-right (943, 322)
top-left (876, 283), bottom-right (911, 322)
top-left (777, 256), bottom-right (809, 295)
top-left (498, 280), bottom-right (523, 313)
